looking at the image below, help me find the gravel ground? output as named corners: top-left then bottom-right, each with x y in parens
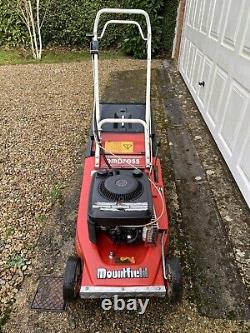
top-left (0, 60), bottom-right (249, 332)
top-left (0, 59), bottom-right (151, 325)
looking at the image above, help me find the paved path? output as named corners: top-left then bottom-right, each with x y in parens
top-left (158, 64), bottom-right (250, 319)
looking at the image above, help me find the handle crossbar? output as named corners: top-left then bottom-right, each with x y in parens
top-left (99, 20), bottom-right (147, 40)
top-left (96, 118), bottom-right (151, 168)
top-left (98, 118), bottom-right (148, 129)
top-left (93, 8), bottom-right (151, 40)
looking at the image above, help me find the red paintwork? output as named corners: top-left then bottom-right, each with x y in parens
top-left (76, 132), bottom-right (169, 289)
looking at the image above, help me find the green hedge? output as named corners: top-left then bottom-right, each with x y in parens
top-left (121, 0), bottom-right (169, 58)
top-left (42, 0), bottom-right (123, 48)
top-left (0, 0), bottom-right (27, 47)
top-left (162, 0), bottom-right (180, 53)
top-left (0, 0), bottom-right (179, 57)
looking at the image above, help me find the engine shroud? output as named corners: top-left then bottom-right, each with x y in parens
top-left (88, 169), bottom-right (153, 228)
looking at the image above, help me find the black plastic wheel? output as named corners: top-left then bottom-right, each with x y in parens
top-left (165, 256), bottom-right (183, 304)
top-left (63, 256), bottom-right (82, 302)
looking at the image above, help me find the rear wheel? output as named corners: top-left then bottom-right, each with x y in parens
top-left (63, 256), bottom-right (82, 302)
top-left (165, 256), bottom-right (183, 304)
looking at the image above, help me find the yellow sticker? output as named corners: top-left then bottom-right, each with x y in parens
top-left (105, 141), bottom-right (134, 154)
top-left (115, 256), bottom-right (136, 264)
top-left (120, 256), bottom-right (135, 264)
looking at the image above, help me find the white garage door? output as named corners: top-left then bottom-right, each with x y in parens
top-left (179, 0), bottom-right (250, 207)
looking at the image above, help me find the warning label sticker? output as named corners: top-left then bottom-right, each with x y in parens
top-left (105, 141), bottom-right (134, 154)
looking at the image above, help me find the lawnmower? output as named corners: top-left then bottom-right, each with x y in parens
top-left (63, 8), bottom-right (182, 304)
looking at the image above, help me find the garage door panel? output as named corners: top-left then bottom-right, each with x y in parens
top-left (238, 134), bottom-right (250, 185)
top-left (185, 25), bottom-right (220, 63)
top-left (187, 42), bottom-right (196, 82)
top-left (198, 57), bottom-right (213, 106)
top-left (210, 0), bottom-right (224, 41)
top-left (241, 12), bottom-right (250, 60)
top-left (206, 67), bottom-right (227, 126)
top-left (183, 39), bottom-right (191, 75)
top-left (180, 38), bottom-right (190, 74)
top-left (200, 0), bottom-right (214, 35)
top-left (220, 82), bottom-right (248, 152)
top-left (222, 0), bottom-right (244, 50)
top-left (187, 0), bottom-right (197, 27)
top-left (233, 102), bottom-right (250, 164)
top-left (179, 0), bottom-right (250, 207)
top-left (194, 0), bottom-right (204, 30)
top-left (192, 50), bottom-right (203, 93)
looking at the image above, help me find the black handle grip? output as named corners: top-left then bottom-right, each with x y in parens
top-left (86, 33), bottom-right (94, 40)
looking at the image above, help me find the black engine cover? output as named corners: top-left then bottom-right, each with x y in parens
top-left (88, 169), bottom-right (153, 227)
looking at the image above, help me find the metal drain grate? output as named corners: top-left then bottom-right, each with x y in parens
top-left (31, 276), bottom-right (65, 311)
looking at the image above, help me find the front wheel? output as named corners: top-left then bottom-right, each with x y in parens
top-left (165, 256), bottom-right (183, 304)
top-left (63, 256), bottom-right (82, 302)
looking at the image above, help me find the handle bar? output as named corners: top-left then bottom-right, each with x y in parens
top-left (92, 9), bottom-right (152, 168)
top-left (93, 8), bottom-right (152, 41)
top-left (99, 20), bottom-right (147, 40)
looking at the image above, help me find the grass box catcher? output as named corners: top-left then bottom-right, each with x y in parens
top-left (63, 8), bottom-right (183, 303)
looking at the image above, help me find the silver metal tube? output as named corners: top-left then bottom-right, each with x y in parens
top-left (98, 118), bottom-right (148, 129)
top-left (92, 8), bottom-right (152, 132)
top-left (93, 54), bottom-right (100, 123)
top-left (99, 20), bottom-right (147, 40)
top-left (92, 8), bottom-right (152, 168)
top-left (93, 8), bottom-right (152, 38)
top-left (97, 118), bottom-right (151, 167)
top-left (146, 33), bottom-right (152, 133)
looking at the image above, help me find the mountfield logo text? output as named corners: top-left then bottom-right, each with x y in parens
top-left (97, 267), bottom-right (148, 279)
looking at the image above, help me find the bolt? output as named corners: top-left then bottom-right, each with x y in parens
top-left (109, 251), bottom-right (115, 259)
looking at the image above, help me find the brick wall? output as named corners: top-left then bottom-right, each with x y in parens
top-left (172, 0), bottom-right (186, 60)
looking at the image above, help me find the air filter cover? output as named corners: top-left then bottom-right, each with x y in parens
top-left (88, 169), bottom-right (153, 226)
top-left (99, 174), bottom-right (143, 201)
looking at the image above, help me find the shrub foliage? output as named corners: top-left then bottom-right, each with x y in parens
top-left (0, 0), bottom-right (27, 47)
top-left (0, 0), bottom-right (179, 57)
